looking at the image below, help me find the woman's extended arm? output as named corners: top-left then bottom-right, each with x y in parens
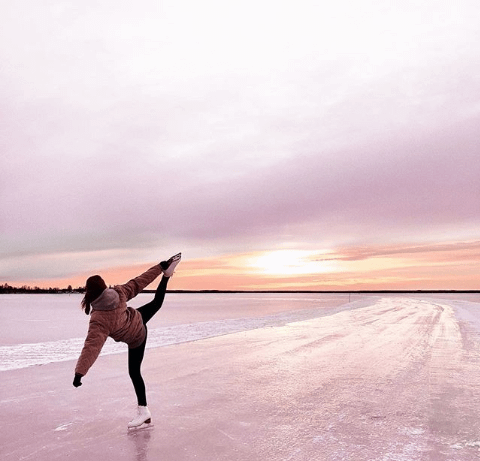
top-left (74, 318), bottom-right (110, 378)
top-left (118, 264), bottom-right (163, 302)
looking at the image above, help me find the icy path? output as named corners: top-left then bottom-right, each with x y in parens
top-left (2, 296), bottom-right (480, 460)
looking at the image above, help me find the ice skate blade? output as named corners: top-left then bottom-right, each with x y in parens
top-left (128, 420), bottom-right (153, 431)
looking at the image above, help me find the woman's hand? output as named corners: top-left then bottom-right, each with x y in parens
top-left (73, 373), bottom-right (83, 387)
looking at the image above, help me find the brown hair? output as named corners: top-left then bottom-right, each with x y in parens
top-left (81, 275), bottom-right (107, 315)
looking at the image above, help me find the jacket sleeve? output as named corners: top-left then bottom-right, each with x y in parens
top-left (119, 264), bottom-right (163, 302)
top-left (75, 318), bottom-right (110, 376)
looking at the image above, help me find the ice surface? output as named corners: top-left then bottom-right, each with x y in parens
top-left (1, 293), bottom-right (480, 460)
top-left (0, 293), bottom-right (356, 371)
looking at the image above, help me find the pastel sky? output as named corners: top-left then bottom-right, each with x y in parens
top-left (1, 0), bottom-right (480, 291)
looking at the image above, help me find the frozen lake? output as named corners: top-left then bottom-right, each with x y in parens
top-left (1, 292), bottom-right (480, 460)
top-left (0, 292), bottom-right (355, 371)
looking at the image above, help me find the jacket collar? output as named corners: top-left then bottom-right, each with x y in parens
top-left (91, 288), bottom-right (120, 311)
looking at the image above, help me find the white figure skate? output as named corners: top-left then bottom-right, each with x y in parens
top-left (128, 405), bottom-right (152, 429)
top-left (162, 252), bottom-right (181, 277)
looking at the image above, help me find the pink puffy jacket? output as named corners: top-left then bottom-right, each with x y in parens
top-left (75, 264), bottom-right (162, 376)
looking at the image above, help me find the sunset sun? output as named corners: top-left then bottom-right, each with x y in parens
top-left (250, 250), bottom-right (335, 277)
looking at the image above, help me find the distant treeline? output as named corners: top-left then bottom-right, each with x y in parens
top-left (0, 283), bottom-right (85, 294)
top-left (2, 283), bottom-right (479, 295)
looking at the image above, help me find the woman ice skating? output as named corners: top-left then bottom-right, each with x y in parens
top-left (73, 253), bottom-right (181, 428)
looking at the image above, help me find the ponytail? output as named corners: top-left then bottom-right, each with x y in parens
top-left (81, 297), bottom-right (92, 315)
top-left (81, 275), bottom-right (107, 315)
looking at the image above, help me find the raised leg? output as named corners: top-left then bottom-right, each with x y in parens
top-left (137, 275), bottom-right (169, 325)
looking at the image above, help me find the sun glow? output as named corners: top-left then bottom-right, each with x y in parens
top-left (250, 250), bottom-right (336, 276)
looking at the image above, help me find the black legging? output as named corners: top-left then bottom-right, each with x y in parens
top-left (128, 275), bottom-right (169, 406)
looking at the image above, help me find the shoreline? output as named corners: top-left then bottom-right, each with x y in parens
top-left (155, 289), bottom-right (480, 294)
top-left (1, 289), bottom-right (479, 295)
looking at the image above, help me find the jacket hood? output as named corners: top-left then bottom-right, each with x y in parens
top-left (91, 288), bottom-right (120, 311)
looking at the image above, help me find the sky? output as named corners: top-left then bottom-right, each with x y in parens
top-left (1, 0), bottom-right (480, 291)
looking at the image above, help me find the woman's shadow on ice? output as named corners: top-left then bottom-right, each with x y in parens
top-left (127, 427), bottom-right (153, 461)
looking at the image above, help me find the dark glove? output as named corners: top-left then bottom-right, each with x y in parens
top-left (160, 260), bottom-right (169, 270)
top-left (73, 373), bottom-right (83, 387)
